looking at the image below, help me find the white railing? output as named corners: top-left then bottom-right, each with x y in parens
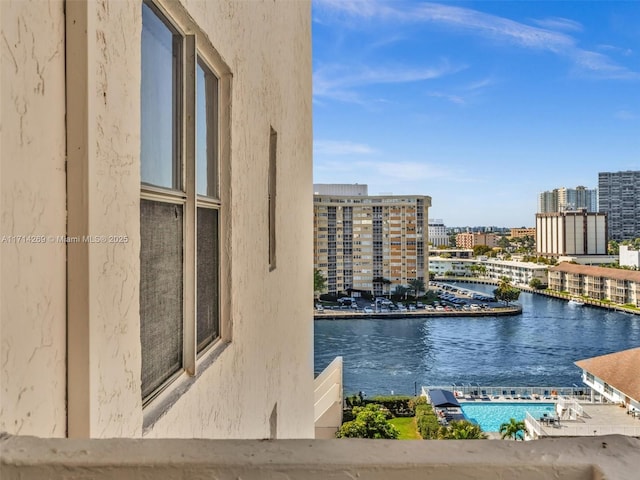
top-left (557, 398), bottom-right (584, 418)
top-left (314, 356), bottom-right (343, 438)
top-left (314, 356), bottom-right (343, 420)
top-left (525, 412), bottom-right (544, 438)
top-left (424, 385), bottom-right (594, 401)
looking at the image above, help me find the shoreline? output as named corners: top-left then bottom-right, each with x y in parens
top-left (314, 305), bottom-right (522, 320)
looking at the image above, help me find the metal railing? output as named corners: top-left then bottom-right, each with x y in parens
top-left (422, 385), bottom-right (595, 401)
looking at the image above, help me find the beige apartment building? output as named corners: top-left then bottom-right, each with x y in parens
top-left (509, 228), bottom-right (536, 239)
top-left (548, 263), bottom-right (640, 306)
top-left (314, 186), bottom-right (431, 296)
top-left (536, 210), bottom-right (608, 257)
top-left (455, 232), bottom-right (499, 249)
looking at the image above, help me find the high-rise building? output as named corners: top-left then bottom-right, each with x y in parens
top-left (428, 219), bottom-right (450, 247)
top-left (536, 210), bottom-right (608, 257)
top-left (538, 186), bottom-right (597, 213)
top-left (598, 171), bottom-right (640, 241)
top-left (313, 185), bottom-right (431, 296)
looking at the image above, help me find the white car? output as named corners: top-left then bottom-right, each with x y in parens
top-left (363, 307), bottom-right (373, 313)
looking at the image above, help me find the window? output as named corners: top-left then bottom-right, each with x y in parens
top-left (140, 0), bottom-right (230, 404)
top-left (268, 127), bottom-right (277, 270)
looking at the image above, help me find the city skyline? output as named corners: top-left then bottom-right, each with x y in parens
top-left (312, 0), bottom-right (640, 227)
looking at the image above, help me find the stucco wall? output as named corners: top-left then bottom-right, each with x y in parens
top-left (143, 0), bottom-right (314, 439)
top-left (1, 0), bottom-right (314, 440)
top-left (1, 0), bottom-right (67, 437)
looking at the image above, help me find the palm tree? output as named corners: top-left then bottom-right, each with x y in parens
top-left (499, 418), bottom-right (526, 440)
top-left (408, 278), bottom-right (425, 300)
top-left (437, 420), bottom-right (487, 440)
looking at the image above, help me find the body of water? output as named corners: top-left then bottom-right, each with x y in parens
top-left (314, 283), bottom-right (640, 396)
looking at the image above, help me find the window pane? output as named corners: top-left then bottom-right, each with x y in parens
top-left (196, 59), bottom-right (218, 197)
top-left (197, 207), bottom-right (219, 352)
top-left (140, 199), bottom-right (184, 398)
top-left (141, 3), bottom-right (180, 190)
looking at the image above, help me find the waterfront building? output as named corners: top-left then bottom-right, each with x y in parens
top-left (314, 185), bottom-right (431, 296)
top-left (429, 257), bottom-right (548, 287)
top-left (429, 248), bottom-right (473, 259)
top-left (620, 245), bottom-right (640, 269)
top-left (598, 170), bottom-right (640, 241)
top-left (548, 263), bottom-right (640, 306)
top-left (428, 218), bottom-right (450, 247)
top-left (538, 186), bottom-right (597, 213)
top-left (455, 232), bottom-right (499, 249)
top-left (536, 210), bottom-right (608, 257)
top-left (575, 347), bottom-right (640, 412)
top-left (1, 0), bottom-right (323, 440)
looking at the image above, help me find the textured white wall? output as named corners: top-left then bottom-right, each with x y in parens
top-left (1, 0), bottom-right (314, 440)
top-left (143, 0), bottom-right (314, 439)
top-left (0, 0), bottom-right (67, 437)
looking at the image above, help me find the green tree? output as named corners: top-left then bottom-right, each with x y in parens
top-left (494, 277), bottom-right (521, 305)
top-left (314, 269), bottom-right (326, 300)
top-left (437, 420), bottom-right (487, 440)
top-left (393, 284), bottom-right (409, 299)
top-left (337, 404), bottom-right (399, 439)
top-left (473, 244), bottom-right (492, 256)
top-left (499, 418), bottom-right (526, 441)
top-left (608, 240), bottom-right (619, 255)
top-left (408, 278), bottom-right (425, 299)
top-left (529, 278), bottom-right (543, 290)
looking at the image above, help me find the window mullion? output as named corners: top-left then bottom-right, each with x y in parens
top-left (184, 34), bottom-right (197, 376)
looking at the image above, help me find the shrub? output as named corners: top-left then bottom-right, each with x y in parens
top-left (337, 404), bottom-right (399, 439)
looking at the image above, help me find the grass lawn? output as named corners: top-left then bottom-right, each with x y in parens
top-left (389, 417), bottom-right (421, 440)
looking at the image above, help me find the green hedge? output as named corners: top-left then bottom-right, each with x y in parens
top-left (415, 403), bottom-right (440, 439)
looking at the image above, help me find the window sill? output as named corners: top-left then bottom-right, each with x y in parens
top-left (142, 340), bottom-right (230, 434)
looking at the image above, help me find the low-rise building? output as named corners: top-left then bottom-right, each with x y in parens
top-left (620, 245), bottom-right (640, 269)
top-left (455, 232), bottom-right (499, 249)
top-left (548, 263), bottom-right (640, 306)
top-left (428, 257), bottom-right (548, 287)
top-left (509, 228), bottom-right (536, 239)
top-left (575, 347), bottom-right (640, 412)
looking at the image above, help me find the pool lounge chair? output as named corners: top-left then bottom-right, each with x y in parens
top-left (502, 390), bottom-right (510, 399)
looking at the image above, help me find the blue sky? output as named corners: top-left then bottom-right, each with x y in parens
top-left (312, 0), bottom-right (640, 227)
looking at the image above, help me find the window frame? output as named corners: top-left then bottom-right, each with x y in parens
top-left (140, 0), bottom-right (232, 408)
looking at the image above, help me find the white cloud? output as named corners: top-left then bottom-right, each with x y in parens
top-left (314, 0), bottom-right (640, 80)
top-left (314, 140), bottom-right (378, 155)
top-left (313, 61), bottom-right (464, 102)
top-left (530, 16), bottom-right (583, 33)
top-left (427, 91), bottom-right (465, 105)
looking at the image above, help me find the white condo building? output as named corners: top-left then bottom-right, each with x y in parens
top-left (428, 219), bottom-right (450, 247)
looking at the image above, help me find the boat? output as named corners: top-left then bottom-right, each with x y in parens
top-left (568, 298), bottom-right (585, 306)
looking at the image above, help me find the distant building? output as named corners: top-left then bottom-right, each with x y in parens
top-left (575, 347), bottom-right (640, 411)
top-left (538, 186), bottom-right (597, 213)
top-left (509, 228), bottom-right (536, 239)
top-left (456, 232), bottom-right (499, 249)
top-left (314, 186), bottom-right (431, 296)
top-left (428, 219), bottom-right (450, 247)
top-left (598, 171), bottom-right (640, 241)
top-left (536, 210), bottom-right (608, 257)
top-left (428, 257), bottom-right (547, 287)
top-left (428, 249), bottom-right (473, 259)
top-left (313, 183), bottom-right (368, 196)
top-left (620, 245), bottom-right (640, 269)
top-left (548, 263), bottom-right (640, 306)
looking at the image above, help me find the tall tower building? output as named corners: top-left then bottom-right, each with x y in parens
top-left (313, 185), bottom-right (431, 296)
top-left (598, 171), bottom-right (640, 241)
top-left (538, 186), bottom-right (597, 213)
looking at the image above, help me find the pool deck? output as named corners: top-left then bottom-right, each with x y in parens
top-left (529, 404), bottom-right (640, 438)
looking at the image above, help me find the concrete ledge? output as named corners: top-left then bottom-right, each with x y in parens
top-left (2, 434), bottom-right (639, 479)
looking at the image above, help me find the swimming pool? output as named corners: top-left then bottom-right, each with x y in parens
top-left (460, 402), bottom-right (555, 432)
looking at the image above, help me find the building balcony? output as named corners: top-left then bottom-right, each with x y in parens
top-left (2, 434), bottom-right (638, 479)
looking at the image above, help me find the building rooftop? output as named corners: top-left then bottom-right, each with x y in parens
top-left (575, 347), bottom-right (640, 402)
top-left (550, 262), bottom-right (640, 283)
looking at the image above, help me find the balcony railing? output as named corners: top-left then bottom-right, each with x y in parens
top-left (2, 434), bottom-right (638, 479)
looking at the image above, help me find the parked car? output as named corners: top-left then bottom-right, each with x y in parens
top-left (363, 307), bottom-right (373, 313)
